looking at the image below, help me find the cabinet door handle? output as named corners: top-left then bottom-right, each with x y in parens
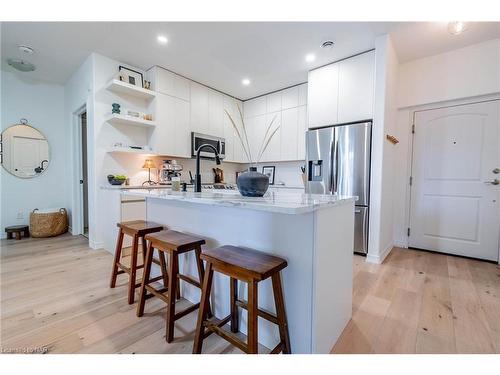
top-left (484, 179), bottom-right (500, 185)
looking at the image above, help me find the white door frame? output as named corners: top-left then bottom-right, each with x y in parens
top-left (71, 104), bottom-right (87, 236)
top-left (406, 96), bottom-right (500, 263)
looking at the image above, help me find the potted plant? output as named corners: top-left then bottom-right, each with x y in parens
top-left (225, 104), bottom-right (279, 197)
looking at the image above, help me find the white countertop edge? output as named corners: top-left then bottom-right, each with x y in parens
top-left (121, 189), bottom-right (356, 215)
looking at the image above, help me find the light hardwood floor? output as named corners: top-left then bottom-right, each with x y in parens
top-left (333, 246), bottom-right (500, 353)
top-left (1, 234), bottom-right (499, 354)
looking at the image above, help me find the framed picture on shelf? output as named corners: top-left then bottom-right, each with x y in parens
top-left (262, 166), bottom-right (275, 185)
top-left (119, 65), bottom-right (144, 88)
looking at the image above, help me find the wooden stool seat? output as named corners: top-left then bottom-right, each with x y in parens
top-left (110, 220), bottom-right (165, 304)
top-left (117, 220), bottom-right (164, 236)
top-left (193, 246), bottom-right (291, 354)
top-left (146, 230), bottom-right (206, 253)
top-left (5, 225), bottom-right (30, 240)
top-left (201, 246), bottom-right (287, 281)
top-left (137, 229), bottom-right (210, 343)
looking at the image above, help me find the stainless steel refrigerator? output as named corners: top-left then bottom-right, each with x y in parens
top-left (305, 121), bottom-right (371, 254)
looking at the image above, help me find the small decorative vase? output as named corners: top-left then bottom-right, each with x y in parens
top-left (237, 167), bottom-right (269, 197)
top-left (112, 103), bottom-right (121, 114)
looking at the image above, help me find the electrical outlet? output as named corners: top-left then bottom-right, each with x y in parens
top-left (17, 210), bottom-right (24, 220)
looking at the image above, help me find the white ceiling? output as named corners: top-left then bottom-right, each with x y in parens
top-left (2, 22), bottom-right (500, 100)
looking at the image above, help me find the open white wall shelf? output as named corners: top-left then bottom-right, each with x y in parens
top-left (105, 79), bottom-right (157, 101)
top-left (106, 146), bottom-right (158, 155)
top-left (106, 113), bottom-right (157, 128)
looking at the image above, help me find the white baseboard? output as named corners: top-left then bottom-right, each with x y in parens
top-left (89, 240), bottom-right (104, 250)
top-left (393, 239), bottom-right (408, 248)
top-left (366, 243), bottom-right (394, 264)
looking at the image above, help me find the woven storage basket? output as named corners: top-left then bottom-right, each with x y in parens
top-left (30, 208), bottom-right (68, 238)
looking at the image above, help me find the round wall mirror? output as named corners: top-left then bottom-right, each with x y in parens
top-left (1, 121), bottom-right (50, 178)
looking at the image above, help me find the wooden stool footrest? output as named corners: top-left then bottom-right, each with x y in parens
top-left (235, 299), bottom-right (278, 325)
top-left (204, 318), bottom-right (248, 353)
top-left (145, 285), bottom-right (170, 303)
top-left (174, 303), bottom-right (200, 321)
top-left (178, 273), bottom-right (201, 289)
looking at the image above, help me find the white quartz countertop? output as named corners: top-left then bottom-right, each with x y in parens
top-left (121, 188), bottom-right (356, 215)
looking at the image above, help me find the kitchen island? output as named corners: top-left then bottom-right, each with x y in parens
top-left (116, 189), bottom-right (355, 353)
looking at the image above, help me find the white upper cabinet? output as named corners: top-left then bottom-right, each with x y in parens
top-left (307, 63), bottom-right (339, 128)
top-left (337, 50), bottom-right (375, 124)
top-left (208, 89), bottom-right (224, 136)
top-left (150, 92), bottom-right (175, 156)
top-left (266, 91), bottom-right (282, 113)
top-left (173, 98), bottom-right (191, 158)
top-left (150, 66), bottom-right (190, 101)
top-left (280, 107), bottom-right (299, 161)
top-left (244, 96), bottom-right (266, 118)
top-left (297, 105), bottom-right (307, 160)
top-left (307, 51), bottom-right (375, 128)
top-left (282, 86), bottom-right (299, 110)
top-left (262, 112), bottom-right (281, 162)
top-left (190, 82), bottom-right (209, 134)
top-left (298, 83), bottom-right (308, 106)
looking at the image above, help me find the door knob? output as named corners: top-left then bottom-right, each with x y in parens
top-left (484, 179), bottom-right (500, 185)
top-left (493, 168), bottom-right (500, 174)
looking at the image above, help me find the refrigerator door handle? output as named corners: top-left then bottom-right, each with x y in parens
top-left (330, 139), bottom-right (335, 194)
top-left (331, 138), bottom-right (339, 194)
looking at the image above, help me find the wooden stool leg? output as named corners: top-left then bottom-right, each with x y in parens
top-left (109, 229), bottom-right (124, 288)
top-left (247, 280), bottom-right (259, 354)
top-left (272, 272), bottom-right (291, 354)
top-left (128, 234), bottom-right (139, 304)
top-left (137, 241), bottom-right (154, 317)
top-left (194, 246), bottom-right (212, 317)
top-left (158, 250), bottom-right (169, 287)
top-left (7, 232), bottom-right (13, 239)
top-left (15, 231), bottom-right (21, 240)
top-left (141, 236), bottom-right (147, 263)
top-left (165, 252), bottom-right (179, 343)
top-left (230, 277), bottom-right (239, 333)
top-left (193, 263), bottom-right (214, 354)
top-left (24, 227), bottom-right (30, 237)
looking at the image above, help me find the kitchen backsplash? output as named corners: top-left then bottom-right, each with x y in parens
top-left (104, 152), bottom-right (305, 187)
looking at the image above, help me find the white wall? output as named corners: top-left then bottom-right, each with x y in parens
top-left (1, 70), bottom-right (68, 236)
top-left (64, 54), bottom-right (94, 237)
top-left (392, 37), bottom-right (500, 247)
top-left (398, 38), bottom-right (500, 108)
top-left (367, 34), bottom-right (399, 263)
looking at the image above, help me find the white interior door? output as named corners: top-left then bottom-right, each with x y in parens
top-left (409, 101), bottom-right (500, 261)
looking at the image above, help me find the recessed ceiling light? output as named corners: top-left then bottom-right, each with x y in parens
top-left (305, 54), bottom-right (316, 63)
top-left (157, 35), bottom-right (168, 44)
top-left (242, 78), bottom-right (250, 86)
top-left (448, 22), bottom-right (468, 35)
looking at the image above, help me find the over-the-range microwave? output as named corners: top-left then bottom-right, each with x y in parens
top-left (191, 132), bottom-right (226, 160)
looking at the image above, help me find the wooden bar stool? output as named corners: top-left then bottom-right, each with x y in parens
top-left (137, 229), bottom-right (211, 343)
top-left (193, 245), bottom-right (291, 354)
top-left (109, 220), bottom-right (165, 304)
